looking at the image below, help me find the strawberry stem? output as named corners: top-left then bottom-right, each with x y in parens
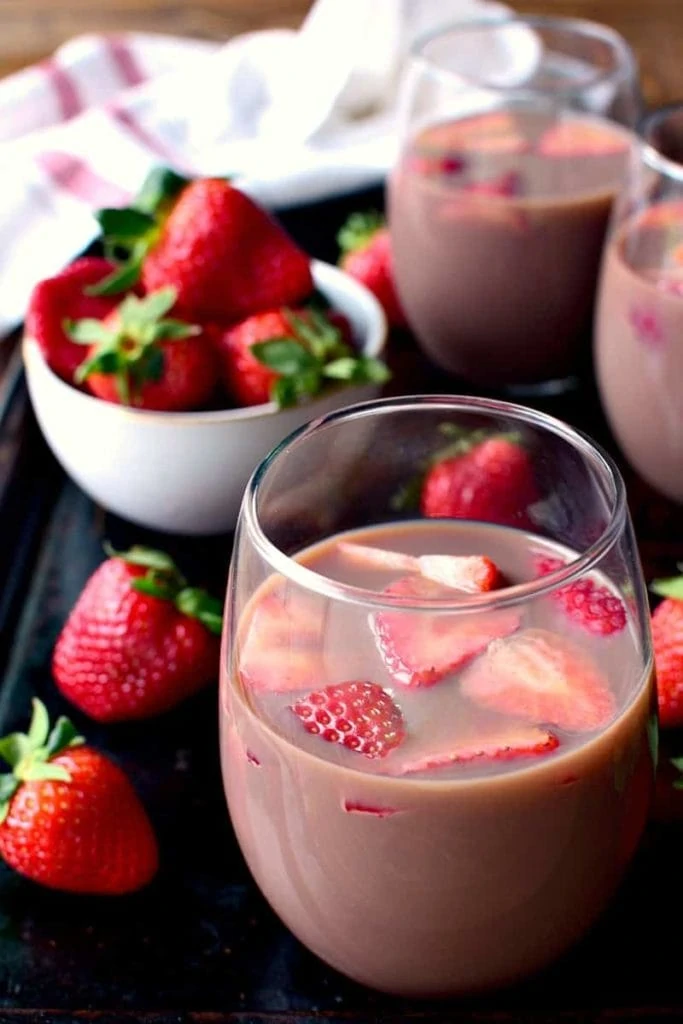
top-left (337, 211), bottom-right (385, 255)
top-left (650, 575), bottom-right (683, 600)
top-left (0, 700), bottom-right (85, 823)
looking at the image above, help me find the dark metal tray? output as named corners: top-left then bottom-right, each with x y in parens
top-left (0, 186), bottom-right (682, 1024)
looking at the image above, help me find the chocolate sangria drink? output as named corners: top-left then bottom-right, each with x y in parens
top-left (220, 396), bottom-right (655, 997)
top-left (596, 167), bottom-right (683, 501)
top-left (389, 108), bottom-right (631, 389)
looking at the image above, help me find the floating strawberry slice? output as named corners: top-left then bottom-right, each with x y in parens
top-left (372, 575), bottom-right (521, 688)
top-left (463, 171), bottom-right (522, 198)
top-left (421, 112), bottom-right (530, 155)
top-left (639, 202), bottom-right (683, 230)
top-left (535, 556), bottom-right (627, 637)
top-left (397, 725), bottom-right (559, 775)
top-left (537, 120), bottom-right (629, 157)
top-left (461, 628), bottom-right (616, 733)
top-left (337, 541), bottom-right (501, 593)
top-left (238, 586), bottom-right (325, 693)
top-left (290, 681), bottom-right (405, 759)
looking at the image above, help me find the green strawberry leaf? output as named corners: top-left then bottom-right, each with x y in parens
top-left (110, 545), bottom-right (181, 574)
top-left (252, 339), bottom-right (317, 376)
top-left (134, 166), bottom-right (190, 215)
top-left (22, 762), bottom-right (72, 783)
top-left (355, 357), bottom-right (391, 383)
top-left (651, 576), bottom-right (683, 600)
top-left (65, 319), bottom-right (115, 346)
top-left (152, 320), bottom-right (200, 341)
top-left (128, 287), bottom-right (178, 323)
top-left (390, 473), bottom-right (425, 513)
top-left (44, 716), bottom-right (84, 760)
top-left (176, 587), bottom-right (223, 636)
top-left (271, 376), bottom-right (299, 408)
top-left (86, 258), bottom-right (144, 297)
top-left (0, 775), bottom-right (19, 823)
top-left (96, 207), bottom-right (157, 240)
top-left (337, 210), bottom-right (385, 255)
top-left (0, 734), bottom-right (31, 770)
top-left (27, 699), bottom-right (50, 748)
top-left (322, 357), bottom-right (358, 380)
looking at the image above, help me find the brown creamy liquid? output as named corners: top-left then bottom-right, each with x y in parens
top-left (596, 202), bottom-right (683, 501)
top-left (220, 521), bottom-right (654, 996)
top-left (388, 110), bottom-right (631, 387)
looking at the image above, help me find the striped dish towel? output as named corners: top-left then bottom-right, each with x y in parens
top-left (0, 0), bottom-right (509, 335)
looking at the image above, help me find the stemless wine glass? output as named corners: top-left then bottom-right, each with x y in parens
top-left (388, 16), bottom-right (641, 395)
top-left (596, 110), bottom-right (683, 502)
top-left (220, 395), bottom-right (655, 997)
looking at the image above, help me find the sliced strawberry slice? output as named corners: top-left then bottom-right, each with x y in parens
top-left (421, 112), bottom-right (530, 154)
top-left (337, 541), bottom-right (501, 593)
top-left (537, 120), bottom-right (629, 157)
top-left (238, 585), bottom-right (325, 693)
top-left (397, 725), bottom-right (559, 774)
top-left (461, 628), bottom-right (616, 733)
top-left (535, 556), bottom-right (627, 637)
top-left (464, 171), bottom-right (522, 197)
top-left (290, 680), bottom-right (405, 759)
top-left (372, 575), bottom-right (521, 687)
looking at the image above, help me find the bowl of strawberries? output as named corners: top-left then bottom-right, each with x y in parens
top-left (23, 170), bottom-right (389, 535)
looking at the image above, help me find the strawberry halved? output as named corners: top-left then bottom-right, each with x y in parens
top-left (372, 575), bottom-right (521, 687)
top-left (537, 120), bottom-right (629, 157)
top-left (396, 725), bottom-right (559, 775)
top-left (337, 541), bottom-right (501, 593)
top-left (238, 585), bottom-right (326, 694)
top-left (461, 628), bottom-right (616, 733)
top-left (290, 680), bottom-right (405, 759)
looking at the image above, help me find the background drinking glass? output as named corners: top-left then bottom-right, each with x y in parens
top-left (388, 16), bottom-right (641, 395)
top-left (220, 395), bottom-right (654, 997)
top-left (596, 112), bottom-right (683, 502)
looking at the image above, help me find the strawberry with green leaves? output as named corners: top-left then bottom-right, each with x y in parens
top-left (0, 700), bottom-right (158, 894)
top-left (68, 286), bottom-right (218, 411)
top-left (93, 171), bottom-right (314, 322)
top-left (53, 545), bottom-right (222, 723)
top-left (215, 306), bottom-right (390, 408)
top-left (338, 211), bottom-right (407, 328)
top-left (650, 569), bottom-right (683, 728)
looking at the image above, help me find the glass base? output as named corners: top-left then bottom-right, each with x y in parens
top-left (502, 374), bottom-right (581, 399)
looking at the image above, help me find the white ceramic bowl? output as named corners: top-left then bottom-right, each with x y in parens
top-left (24, 260), bottom-right (387, 535)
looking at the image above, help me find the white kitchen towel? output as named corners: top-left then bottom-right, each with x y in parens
top-left (0, 0), bottom-right (516, 334)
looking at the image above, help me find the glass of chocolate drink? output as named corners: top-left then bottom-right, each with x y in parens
top-left (596, 106), bottom-right (683, 502)
top-left (221, 394), bottom-right (655, 997)
top-left (388, 16), bottom-right (641, 395)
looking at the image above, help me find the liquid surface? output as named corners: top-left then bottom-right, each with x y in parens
top-left (389, 108), bottom-right (632, 385)
top-left (233, 520), bottom-right (645, 782)
top-left (596, 201), bottom-right (683, 501)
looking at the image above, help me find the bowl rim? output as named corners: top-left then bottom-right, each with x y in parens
top-left (23, 259), bottom-right (388, 427)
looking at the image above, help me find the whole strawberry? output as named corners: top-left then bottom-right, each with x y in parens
top-left (338, 212), bottom-right (407, 328)
top-left (25, 258), bottom-right (119, 382)
top-left (0, 700), bottom-right (158, 894)
top-left (651, 571), bottom-right (683, 727)
top-left (420, 430), bottom-right (538, 526)
top-left (214, 306), bottom-right (389, 408)
top-left (53, 545), bottom-right (222, 723)
top-left (94, 175), bottom-right (313, 322)
top-left (68, 286), bottom-right (217, 411)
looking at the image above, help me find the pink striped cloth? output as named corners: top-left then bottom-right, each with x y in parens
top-left (0, 0), bottom-right (508, 335)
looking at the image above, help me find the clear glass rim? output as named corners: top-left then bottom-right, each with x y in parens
top-left (409, 13), bottom-right (637, 99)
top-left (243, 395), bottom-right (628, 613)
top-left (638, 103), bottom-right (683, 182)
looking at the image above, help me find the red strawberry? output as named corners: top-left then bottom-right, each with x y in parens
top-left (68, 287), bottom-right (218, 411)
top-left (96, 178), bottom-right (313, 321)
top-left (650, 572), bottom-right (683, 727)
top-left (461, 628), bottom-right (616, 733)
top-left (290, 681), bottom-right (405, 759)
top-left (396, 725), bottom-right (559, 775)
top-left (338, 212), bottom-right (407, 328)
top-left (372, 575), bottom-right (521, 687)
top-left (337, 541), bottom-right (501, 593)
top-left (25, 258), bottom-right (119, 382)
top-left (535, 555), bottom-right (627, 637)
top-left (0, 700), bottom-right (158, 894)
top-left (537, 120), bottom-right (629, 157)
top-left (420, 431), bottom-right (538, 526)
top-left (239, 585), bottom-right (326, 694)
top-left (53, 545), bottom-right (222, 723)
top-left (214, 306), bottom-right (388, 408)
top-left (418, 112), bottom-right (530, 155)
